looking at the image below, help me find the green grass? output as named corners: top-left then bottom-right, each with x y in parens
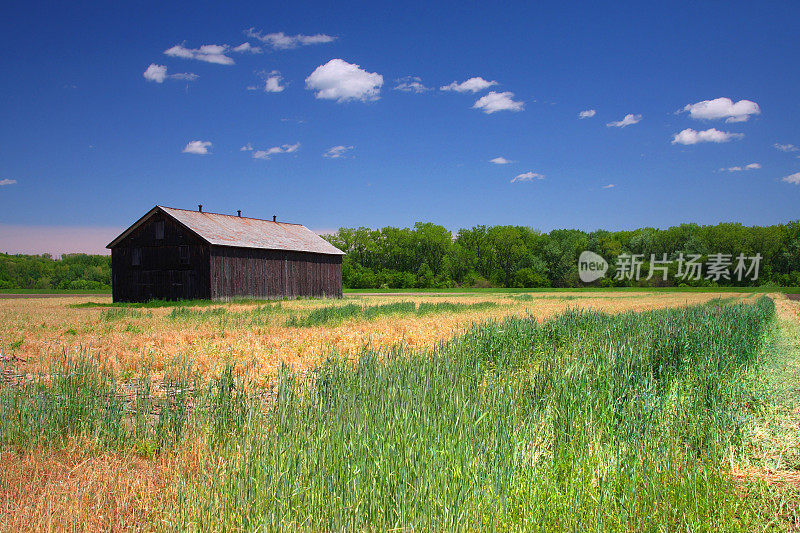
top-left (1, 296), bottom-right (782, 530)
top-left (99, 308), bottom-right (147, 321)
top-left (167, 306), bottom-right (228, 320)
top-left (416, 300), bottom-right (497, 314)
top-left (0, 356), bottom-right (196, 451)
top-left (285, 300), bottom-right (499, 327)
top-left (756, 318), bottom-right (800, 469)
top-left (730, 311), bottom-right (800, 529)
top-left (167, 303), bottom-right (282, 327)
top-left (209, 297), bottom-right (773, 531)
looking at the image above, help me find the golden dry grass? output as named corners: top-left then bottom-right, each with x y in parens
top-left (774, 292), bottom-right (800, 325)
top-left (0, 444), bottom-right (175, 532)
top-left (0, 291), bottom-right (756, 382)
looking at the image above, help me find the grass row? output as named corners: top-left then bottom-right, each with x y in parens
top-left (97, 304), bottom-right (284, 328)
top-left (166, 303), bottom-right (283, 327)
top-left (90, 300), bottom-right (499, 331)
top-left (284, 301), bottom-right (498, 327)
top-left (0, 296), bottom-right (778, 530)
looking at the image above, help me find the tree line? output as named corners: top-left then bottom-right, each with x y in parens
top-left (0, 253), bottom-right (111, 290)
top-left (323, 221), bottom-right (800, 288)
top-left (2, 220), bottom-right (798, 290)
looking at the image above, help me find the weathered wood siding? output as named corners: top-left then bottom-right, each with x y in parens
top-left (111, 213), bottom-right (210, 302)
top-left (210, 246), bottom-right (342, 299)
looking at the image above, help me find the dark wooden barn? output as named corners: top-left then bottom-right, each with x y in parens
top-left (107, 205), bottom-right (344, 302)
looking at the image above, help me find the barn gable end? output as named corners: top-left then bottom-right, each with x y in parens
top-left (108, 208), bottom-right (211, 302)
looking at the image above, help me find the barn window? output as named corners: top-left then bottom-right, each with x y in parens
top-left (179, 245), bottom-right (190, 264)
top-left (155, 220), bottom-right (165, 240)
top-left (132, 248), bottom-right (141, 266)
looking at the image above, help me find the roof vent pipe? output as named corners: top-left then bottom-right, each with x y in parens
top-left (198, 204), bottom-right (203, 212)
top-left (273, 215), bottom-right (276, 222)
top-left (237, 210), bottom-right (241, 217)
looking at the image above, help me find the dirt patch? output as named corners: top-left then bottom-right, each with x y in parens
top-left (773, 293), bottom-right (800, 324)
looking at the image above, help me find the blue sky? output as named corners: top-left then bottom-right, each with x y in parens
top-left (1, 1), bottom-right (799, 254)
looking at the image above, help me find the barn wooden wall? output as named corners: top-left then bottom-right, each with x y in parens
top-left (210, 246), bottom-right (343, 299)
top-left (111, 214), bottom-right (210, 302)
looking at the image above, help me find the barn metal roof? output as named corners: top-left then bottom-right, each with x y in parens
top-left (107, 206), bottom-right (345, 255)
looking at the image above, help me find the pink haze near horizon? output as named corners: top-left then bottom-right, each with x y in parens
top-left (0, 224), bottom-right (337, 257)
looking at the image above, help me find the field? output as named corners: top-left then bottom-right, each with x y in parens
top-left (1, 291), bottom-right (799, 531)
top-left (0, 291), bottom-right (760, 381)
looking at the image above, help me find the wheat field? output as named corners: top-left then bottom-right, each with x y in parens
top-left (2, 291), bottom-right (798, 532)
top-left (0, 291), bottom-right (757, 381)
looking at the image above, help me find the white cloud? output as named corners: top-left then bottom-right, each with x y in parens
top-left (682, 97), bottom-right (760, 123)
top-left (490, 157), bottom-right (513, 165)
top-left (232, 42), bottom-right (262, 54)
top-left (144, 64), bottom-right (199, 83)
top-left (440, 77), bottom-right (498, 93)
top-left (258, 70), bottom-right (285, 92)
top-left (578, 109), bottom-right (596, 119)
top-left (143, 64), bottom-right (167, 83)
top-left (783, 172), bottom-right (800, 185)
top-left (602, 184), bottom-right (615, 189)
top-left (0, 179), bottom-right (17, 186)
top-left (473, 91), bottom-right (524, 114)
top-left (164, 44), bottom-right (235, 65)
top-left (394, 76), bottom-right (430, 93)
top-left (252, 142), bottom-right (300, 159)
top-left (671, 128), bottom-right (744, 145)
top-left (774, 143), bottom-right (799, 152)
top-left (720, 163), bottom-right (761, 172)
top-left (606, 113), bottom-right (642, 128)
top-left (297, 34), bottom-right (335, 45)
top-left (265, 77), bottom-right (284, 92)
top-left (182, 141), bottom-right (212, 154)
top-left (240, 143), bottom-right (253, 151)
top-left (244, 29), bottom-right (336, 49)
top-left (511, 171), bottom-right (545, 183)
top-left (305, 59), bottom-right (383, 102)
top-left (323, 145), bottom-right (354, 158)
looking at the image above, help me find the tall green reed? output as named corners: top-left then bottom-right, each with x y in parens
top-left (175, 297), bottom-right (774, 531)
